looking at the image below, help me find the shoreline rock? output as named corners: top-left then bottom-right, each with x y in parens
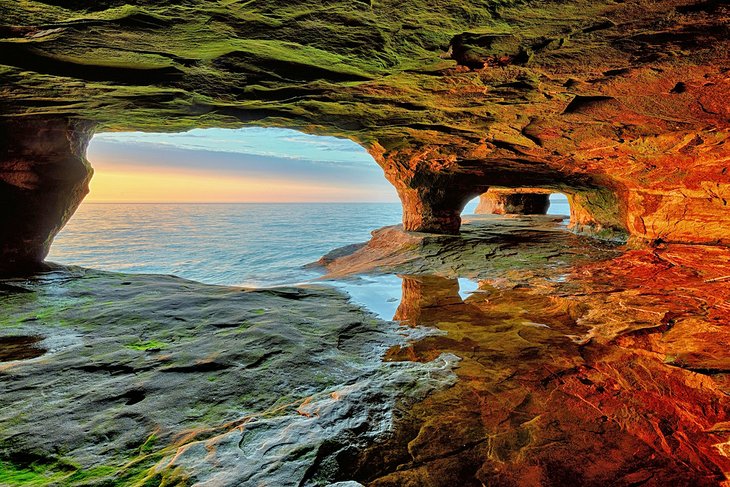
top-left (317, 215), bottom-right (623, 280)
top-left (0, 266), bottom-right (456, 485)
top-left (2, 216), bottom-right (729, 485)
top-left (315, 218), bottom-right (730, 485)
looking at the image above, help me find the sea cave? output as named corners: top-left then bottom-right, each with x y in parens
top-left (1, 0), bottom-right (729, 485)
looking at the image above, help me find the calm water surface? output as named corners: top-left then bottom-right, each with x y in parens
top-left (49, 195), bottom-right (569, 290)
top-left (49, 203), bottom-right (402, 287)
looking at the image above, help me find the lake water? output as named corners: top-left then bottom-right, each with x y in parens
top-left (48, 203), bottom-right (402, 287)
top-left (48, 195), bottom-right (570, 288)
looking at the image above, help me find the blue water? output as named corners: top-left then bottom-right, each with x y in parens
top-left (547, 193), bottom-right (571, 216)
top-left (48, 203), bottom-right (402, 287)
top-left (326, 274), bottom-right (479, 321)
top-left (49, 196), bottom-right (570, 289)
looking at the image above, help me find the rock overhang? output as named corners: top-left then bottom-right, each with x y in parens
top-left (2, 0), bottom-right (727, 135)
top-left (0, 0), bottom-right (729, 269)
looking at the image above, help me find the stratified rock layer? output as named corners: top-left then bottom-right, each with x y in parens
top-left (1, 0), bottom-right (729, 252)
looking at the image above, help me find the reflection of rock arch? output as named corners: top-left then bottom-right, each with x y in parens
top-left (348, 269), bottom-right (730, 486)
top-left (393, 275), bottom-right (464, 324)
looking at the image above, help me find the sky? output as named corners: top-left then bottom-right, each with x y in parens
top-left (86, 128), bottom-right (399, 203)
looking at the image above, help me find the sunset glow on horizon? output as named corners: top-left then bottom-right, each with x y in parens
top-left (86, 168), bottom-right (393, 203)
top-left (85, 128), bottom-right (399, 203)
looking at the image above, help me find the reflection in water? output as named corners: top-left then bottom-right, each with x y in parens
top-left (329, 275), bottom-right (481, 322)
top-left (328, 275), bottom-right (404, 321)
top-left (457, 277), bottom-right (479, 300)
top-left (336, 270), bottom-right (730, 486)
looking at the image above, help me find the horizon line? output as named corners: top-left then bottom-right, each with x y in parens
top-left (82, 201), bottom-right (402, 205)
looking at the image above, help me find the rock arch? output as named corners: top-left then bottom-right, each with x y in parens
top-left (1, 0), bottom-right (729, 272)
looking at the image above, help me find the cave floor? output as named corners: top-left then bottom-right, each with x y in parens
top-left (1, 216), bottom-right (729, 486)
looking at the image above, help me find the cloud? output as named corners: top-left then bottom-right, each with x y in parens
top-left (93, 127), bottom-right (374, 167)
top-left (87, 127), bottom-right (397, 203)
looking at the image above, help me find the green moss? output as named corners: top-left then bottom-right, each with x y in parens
top-left (1, 0), bottom-right (604, 141)
top-left (0, 438), bottom-right (186, 486)
top-left (125, 340), bottom-right (167, 351)
top-left (0, 457), bottom-right (120, 486)
top-left (63, 465), bottom-right (119, 484)
top-left (139, 435), bottom-right (157, 455)
top-left (0, 295), bottom-right (85, 328)
top-left (0, 459), bottom-right (70, 486)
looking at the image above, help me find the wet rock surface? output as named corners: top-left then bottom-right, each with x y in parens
top-left (1, 216), bottom-right (728, 485)
top-left (0, 335), bottom-right (45, 362)
top-left (321, 216), bottom-right (730, 486)
top-left (318, 215), bottom-right (624, 280)
top-left (0, 267), bottom-right (455, 485)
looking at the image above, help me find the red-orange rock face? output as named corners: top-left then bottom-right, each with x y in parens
top-left (367, 61), bottom-right (730, 240)
top-left (361, 2), bottom-right (730, 240)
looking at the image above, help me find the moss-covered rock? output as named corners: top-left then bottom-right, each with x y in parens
top-left (0, 266), bottom-right (455, 485)
top-left (1, 0), bottom-right (728, 244)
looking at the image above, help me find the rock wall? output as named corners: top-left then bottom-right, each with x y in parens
top-left (0, 118), bottom-right (94, 273)
top-left (370, 144), bottom-right (489, 234)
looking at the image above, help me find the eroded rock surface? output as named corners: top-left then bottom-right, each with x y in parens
top-left (0, 267), bottom-right (455, 485)
top-left (0, 118), bottom-right (94, 273)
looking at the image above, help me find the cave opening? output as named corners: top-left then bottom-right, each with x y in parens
top-left (462, 196), bottom-right (480, 215)
top-left (45, 127), bottom-right (402, 286)
top-left (547, 193), bottom-right (570, 216)
top-left (462, 189), bottom-right (571, 219)
top-left (80, 127), bottom-right (397, 205)
top-left (1, 117), bottom-right (635, 276)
